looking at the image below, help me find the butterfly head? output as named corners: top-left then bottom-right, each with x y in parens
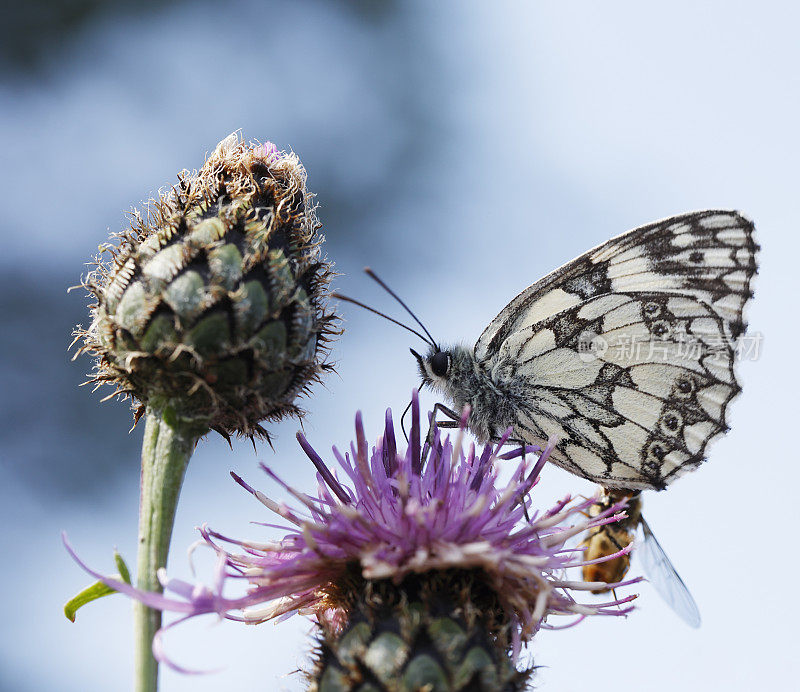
top-left (411, 346), bottom-right (447, 387)
top-left (410, 345), bottom-right (474, 392)
top-left (331, 268), bottom-right (480, 415)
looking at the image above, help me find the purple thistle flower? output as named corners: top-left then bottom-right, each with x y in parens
top-left (64, 391), bottom-right (638, 674)
top-left (254, 140), bottom-right (280, 163)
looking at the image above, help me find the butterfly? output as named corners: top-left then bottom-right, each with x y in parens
top-left (411, 209), bottom-right (757, 491)
top-left (336, 209), bottom-right (757, 623)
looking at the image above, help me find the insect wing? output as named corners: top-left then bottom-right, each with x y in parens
top-left (475, 210), bottom-right (756, 361)
top-left (472, 210), bottom-right (757, 490)
top-left (636, 516), bottom-right (701, 628)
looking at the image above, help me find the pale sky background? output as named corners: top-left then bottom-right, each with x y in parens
top-left (1, 2), bottom-right (797, 691)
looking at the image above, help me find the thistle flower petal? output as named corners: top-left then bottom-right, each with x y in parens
top-left (67, 392), bottom-right (639, 673)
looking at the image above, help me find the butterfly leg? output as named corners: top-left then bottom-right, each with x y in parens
top-left (481, 434), bottom-right (534, 521)
top-left (399, 399), bottom-right (413, 442)
top-left (504, 438), bottom-right (544, 523)
top-left (419, 403), bottom-right (461, 466)
top-left (514, 442), bottom-right (532, 523)
top-left (402, 400), bottom-right (460, 444)
top-left (427, 403), bottom-right (461, 443)
top-left (513, 450), bottom-right (533, 523)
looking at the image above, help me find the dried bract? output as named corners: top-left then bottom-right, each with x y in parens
top-left (75, 134), bottom-right (338, 438)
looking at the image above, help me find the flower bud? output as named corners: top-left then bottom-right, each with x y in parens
top-left (76, 133), bottom-right (338, 438)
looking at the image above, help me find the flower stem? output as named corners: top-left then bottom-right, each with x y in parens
top-left (134, 408), bottom-right (204, 692)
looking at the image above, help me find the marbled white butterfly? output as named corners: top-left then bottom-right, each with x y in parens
top-left (412, 210), bottom-right (757, 491)
top-left (337, 209), bottom-right (757, 625)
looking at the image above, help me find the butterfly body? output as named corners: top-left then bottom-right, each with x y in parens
top-left (415, 343), bottom-right (525, 443)
top-left (415, 210), bottom-right (757, 492)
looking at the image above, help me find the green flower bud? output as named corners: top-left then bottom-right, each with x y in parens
top-left (75, 133), bottom-right (338, 439)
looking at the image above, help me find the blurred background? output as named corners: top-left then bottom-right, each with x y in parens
top-left (1, 1), bottom-right (796, 690)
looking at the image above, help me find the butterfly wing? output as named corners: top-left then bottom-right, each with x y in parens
top-left (475, 211), bottom-right (757, 490)
top-left (475, 210), bottom-right (756, 360)
top-left (637, 516), bottom-right (701, 628)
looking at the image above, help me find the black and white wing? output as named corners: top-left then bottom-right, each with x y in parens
top-left (637, 517), bottom-right (701, 628)
top-left (475, 210), bottom-right (757, 490)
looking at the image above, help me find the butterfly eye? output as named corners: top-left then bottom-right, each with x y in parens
top-left (430, 352), bottom-right (450, 377)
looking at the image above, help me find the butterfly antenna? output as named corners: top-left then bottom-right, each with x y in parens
top-left (364, 268), bottom-right (439, 349)
top-left (331, 292), bottom-right (435, 347)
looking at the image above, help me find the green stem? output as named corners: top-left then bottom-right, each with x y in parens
top-left (134, 408), bottom-right (203, 692)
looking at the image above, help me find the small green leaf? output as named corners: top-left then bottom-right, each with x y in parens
top-left (113, 550), bottom-right (132, 585)
top-left (64, 550), bottom-right (132, 622)
top-left (64, 582), bottom-right (117, 622)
